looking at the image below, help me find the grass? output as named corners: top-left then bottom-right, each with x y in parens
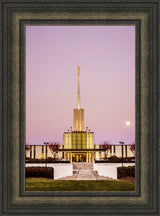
top-left (25, 178), bottom-right (135, 191)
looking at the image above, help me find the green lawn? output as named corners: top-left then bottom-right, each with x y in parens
top-left (25, 178), bottom-right (135, 191)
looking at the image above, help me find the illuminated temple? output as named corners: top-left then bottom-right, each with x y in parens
top-left (63, 66), bottom-right (94, 162)
top-left (26, 66), bottom-right (135, 162)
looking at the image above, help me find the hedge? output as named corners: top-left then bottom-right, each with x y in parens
top-left (117, 166), bottom-right (135, 179)
top-left (95, 156), bottom-right (135, 163)
top-left (26, 167), bottom-right (54, 179)
top-left (25, 157), bottom-right (70, 163)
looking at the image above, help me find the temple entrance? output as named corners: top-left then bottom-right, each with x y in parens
top-left (66, 152), bottom-right (93, 162)
top-left (72, 153), bottom-right (86, 162)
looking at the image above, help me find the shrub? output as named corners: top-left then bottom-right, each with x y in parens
top-left (26, 167), bottom-right (54, 179)
top-left (49, 142), bottom-right (61, 159)
top-left (123, 157), bottom-right (135, 162)
top-left (117, 166), bottom-right (135, 179)
top-left (130, 143), bottom-right (135, 156)
top-left (95, 156), bottom-right (135, 163)
top-left (109, 156), bottom-right (121, 162)
top-left (100, 142), bottom-right (111, 158)
top-left (25, 158), bottom-right (70, 163)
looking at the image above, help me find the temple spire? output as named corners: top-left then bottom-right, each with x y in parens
top-left (77, 65), bottom-right (80, 110)
top-left (73, 65), bottom-right (84, 131)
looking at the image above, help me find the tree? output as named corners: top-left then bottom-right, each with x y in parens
top-left (100, 141), bottom-right (111, 159)
top-left (130, 143), bottom-right (135, 156)
top-left (49, 142), bottom-right (61, 159)
top-left (25, 144), bottom-right (30, 158)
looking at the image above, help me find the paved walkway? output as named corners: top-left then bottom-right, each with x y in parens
top-left (58, 163), bottom-right (114, 180)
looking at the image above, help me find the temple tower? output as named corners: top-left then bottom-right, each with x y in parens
top-left (73, 66), bottom-right (84, 131)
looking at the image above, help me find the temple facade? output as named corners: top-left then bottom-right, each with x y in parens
top-left (26, 144), bottom-right (134, 161)
top-left (63, 66), bottom-right (94, 162)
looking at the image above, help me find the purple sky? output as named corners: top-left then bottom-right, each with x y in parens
top-left (26, 25), bottom-right (135, 145)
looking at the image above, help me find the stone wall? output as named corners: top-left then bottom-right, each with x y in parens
top-left (25, 163), bottom-right (73, 180)
top-left (93, 162), bottom-right (135, 179)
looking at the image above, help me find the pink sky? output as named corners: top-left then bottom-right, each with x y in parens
top-left (26, 25), bottom-right (135, 145)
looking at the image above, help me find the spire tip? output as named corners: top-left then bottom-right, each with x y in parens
top-left (77, 65), bottom-right (80, 74)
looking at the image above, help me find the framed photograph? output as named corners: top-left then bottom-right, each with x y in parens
top-left (25, 24), bottom-right (136, 189)
top-left (0, 0), bottom-right (159, 215)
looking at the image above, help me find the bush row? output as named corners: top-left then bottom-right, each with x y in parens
top-left (25, 157), bottom-right (70, 163)
top-left (95, 156), bottom-right (135, 163)
top-left (26, 167), bottom-right (54, 179)
top-left (117, 166), bottom-right (135, 179)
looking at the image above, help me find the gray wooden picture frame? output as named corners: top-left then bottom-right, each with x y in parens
top-left (0, 0), bottom-right (159, 215)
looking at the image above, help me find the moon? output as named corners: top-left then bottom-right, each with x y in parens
top-left (126, 121), bottom-right (131, 126)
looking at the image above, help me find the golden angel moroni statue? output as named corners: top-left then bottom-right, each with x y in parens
top-left (77, 65), bottom-right (80, 74)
